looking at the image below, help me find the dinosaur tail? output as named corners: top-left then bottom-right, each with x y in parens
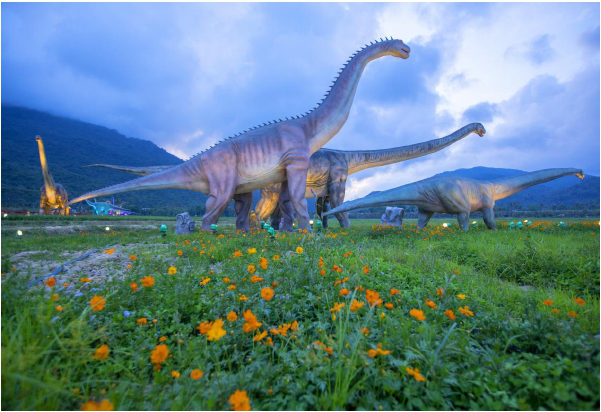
top-left (324, 183), bottom-right (421, 216)
top-left (69, 159), bottom-right (208, 205)
top-left (344, 123), bottom-right (486, 175)
top-left (491, 168), bottom-right (584, 201)
top-left (82, 164), bottom-right (176, 176)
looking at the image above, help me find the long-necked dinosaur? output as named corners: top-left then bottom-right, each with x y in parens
top-left (85, 199), bottom-right (131, 215)
top-left (323, 168), bottom-right (585, 230)
top-left (256, 122), bottom-right (486, 229)
top-left (84, 123), bottom-right (486, 230)
top-left (36, 136), bottom-right (70, 215)
top-left (69, 38), bottom-right (411, 231)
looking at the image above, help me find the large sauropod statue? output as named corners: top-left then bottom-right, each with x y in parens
top-left (85, 123), bottom-right (485, 229)
top-left (36, 136), bottom-right (69, 215)
top-left (69, 38), bottom-right (411, 231)
top-left (257, 122), bottom-right (486, 228)
top-left (323, 168), bottom-right (584, 230)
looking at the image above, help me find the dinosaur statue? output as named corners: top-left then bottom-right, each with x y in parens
top-left (323, 168), bottom-right (585, 231)
top-left (69, 38), bottom-right (411, 231)
top-left (255, 122), bottom-right (486, 228)
top-left (380, 207), bottom-right (405, 228)
top-left (85, 123), bottom-right (485, 229)
top-left (85, 199), bottom-right (131, 215)
top-left (36, 136), bottom-right (70, 215)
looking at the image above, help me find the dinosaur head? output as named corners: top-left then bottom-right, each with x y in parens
top-left (576, 170), bottom-right (585, 179)
top-left (474, 123), bottom-right (486, 137)
top-left (388, 39), bottom-right (411, 59)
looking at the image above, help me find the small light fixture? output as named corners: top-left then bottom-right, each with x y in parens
top-left (442, 223), bottom-right (448, 228)
top-left (472, 221), bottom-right (477, 224)
top-left (17, 230), bottom-right (23, 236)
top-left (309, 220), bottom-right (314, 225)
top-left (524, 220), bottom-right (529, 223)
top-left (105, 227), bottom-right (110, 231)
top-left (3, 213), bottom-right (8, 218)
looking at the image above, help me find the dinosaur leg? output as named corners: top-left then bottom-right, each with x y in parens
top-left (417, 208), bottom-right (434, 229)
top-left (481, 207), bottom-right (497, 230)
top-left (234, 192), bottom-right (253, 232)
top-left (316, 197), bottom-right (329, 229)
top-left (270, 203), bottom-right (282, 230)
top-left (456, 212), bottom-right (470, 231)
top-left (278, 181), bottom-right (296, 232)
top-left (285, 163), bottom-right (311, 230)
top-left (328, 181), bottom-right (350, 227)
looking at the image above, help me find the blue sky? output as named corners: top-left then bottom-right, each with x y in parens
top-left (3, 2), bottom-right (599, 199)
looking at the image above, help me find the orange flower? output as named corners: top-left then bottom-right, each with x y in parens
top-left (406, 367), bottom-right (426, 382)
top-left (81, 399), bottom-right (114, 411)
top-left (171, 371), bottom-right (180, 379)
top-left (330, 302), bottom-right (345, 313)
top-left (229, 389), bottom-right (251, 411)
top-left (80, 277), bottom-right (92, 283)
top-left (45, 277), bottom-right (56, 288)
top-left (458, 306), bottom-right (474, 317)
top-left (385, 303), bottom-right (394, 309)
top-left (199, 277), bottom-right (211, 286)
top-left (350, 299), bottom-right (364, 312)
top-left (242, 309), bottom-right (262, 333)
top-left (359, 327), bottom-right (370, 336)
top-left (233, 250), bottom-right (243, 258)
top-left (264, 337), bottom-right (274, 346)
top-left (227, 311), bottom-right (238, 322)
top-left (223, 277), bottom-right (231, 283)
top-left (390, 289), bottom-right (400, 296)
top-left (253, 330), bottom-right (268, 342)
top-left (261, 287), bottom-right (274, 301)
top-left (56, 305), bottom-right (64, 311)
top-left (63, 282), bottom-right (71, 288)
top-left (51, 294), bottom-right (59, 301)
top-left (295, 246), bottom-right (303, 254)
top-left (247, 248), bottom-right (257, 254)
top-left (137, 318), bottom-right (148, 326)
top-left (250, 275), bottom-right (264, 283)
top-left (551, 308), bottom-right (560, 314)
top-left (542, 300), bottom-right (553, 306)
top-left (367, 343), bottom-right (391, 358)
top-left (90, 295), bottom-right (106, 312)
top-left (444, 309), bottom-right (455, 320)
top-left (177, 250), bottom-right (183, 256)
top-left (150, 344), bottom-right (169, 364)
top-left (168, 266), bottom-right (177, 275)
top-left (425, 298), bottom-right (437, 309)
top-left (409, 308), bottom-right (425, 321)
top-left (436, 288), bottom-right (444, 297)
top-left (320, 269), bottom-right (326, 276)
top-left (365, 289), bottom-right (382, 307)
top-left (238, 294), bottom-right (249, 301)
top-left (196, 321), bottom-right (213, 335)
top-left (104, 248), bottom-right (115, 255)
top-left (457, 294), bottom-right (466, 300)
top-left (454, 269), bottom-right (460, 274)
top-left (574, 298), bottom-right (586, 306)
top-left (273, 255), bottom-right (280, 261)
top-left (361, 265), bottom-right (370, 274)
top-left (190, 369), bottom-right (203, 380)
top-left (259, 257), bottom-right (268, 270)
top-left (567, 311), bottom-right (577, 318)
top-left (141, 276), bottom-right (155, 287)
top-left (93, 344), bottom-right (109, 360)
top-left (159, 336), bottom-right (167, 342)
top-left (207, 319), bottom-right (227, 341)
top-left (247, 264), bottom-right (256, 274)
top-left (129, 255), bottom-right (137, 261)
top-left (339, 288), bottom-right (350, 296)
top-left (318, 257), bottom-right (324, 268)
top-left (228, 284), bottom-right (237, 291)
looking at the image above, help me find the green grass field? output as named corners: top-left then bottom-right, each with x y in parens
top-left (1, 217), bottom-right (599, 410)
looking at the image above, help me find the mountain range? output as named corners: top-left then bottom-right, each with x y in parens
top-left (2, 105), bottom-right (598, 216)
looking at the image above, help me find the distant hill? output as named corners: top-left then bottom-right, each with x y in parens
top-left (1, 105), bottom-right (211, 215)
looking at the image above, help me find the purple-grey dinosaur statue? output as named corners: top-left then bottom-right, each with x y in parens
top-left (69, 38), bottom-right (411, 231)
top-left (257, 122), bottom-right (486, 229)
top-left (323, 168), bottom-right (585, 230)
top-left (84, 123), bottom-right (486, 230)
top-left (36, 136), bottom-right (70, 215)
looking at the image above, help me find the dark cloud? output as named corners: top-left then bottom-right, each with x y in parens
top-left (461, 102), bottom-right (497, 124)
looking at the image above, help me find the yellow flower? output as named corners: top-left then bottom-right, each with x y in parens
top-left (242, 309), bottom-right (262, 333)
top-left (457, 294), bottom-right (466, 300)
top-left (273, 255), bottom-right (280, 261)
top-left (93, 344), bottom-right (109, 360)
top-left (140, 276), bottom-right (155, 287)
top-left (51, 294), bottom-right (59, 301)
top-left (168, 266), bottom-right (177, 275)
top-left (190, 369), bottom-right (203, 380)
top-left (259, 257), bottom-right (268, 270)
top-left (90, 295), bottom-right (106, 312)
top-left (150, 344), bottom-right (169, 364)
top-left (247, 248), bottom-right (257, 254)
top-left (330, 302), bottom-right (345, 313)
top-left (409, 308), bottom-right (425, 321)
top-left (247, 264), bottom-right (256, 274)
top-left (227, 311), bottom-right (238, 322)
top-left (350, 299), bottom-right (364, 312)
top-left (261, 287), bottom-right (274, 302)
top-left (229, 389), bottom-right (251, 411)
top-left (81, 398), bottom-right (114, 411)
top-left (171, 371), bottom-right (181, 378)
top-left (295, 246), bottom-right (304, 254)
top-left (444, 309), bottom-right (455, 320)
top-left (238, 294), bottom-right (249, 301)
top-left (458, 306), bottom-right (474, 317)
top-left (207, 319), bottom-right (227, 341)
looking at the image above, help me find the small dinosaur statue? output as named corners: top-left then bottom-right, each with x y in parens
top-left (85, 198), bottom-right (131, 215)
top-left (69, 38), bottom-right (411, 231)
top-left (85, 123), bottom-right (485, 230)
top-left (255, 123), bottom-right (486, 229)
top-left (36, 136), bottom-right (70, 215)
top-left (323, 168), bottom-right (585, 230)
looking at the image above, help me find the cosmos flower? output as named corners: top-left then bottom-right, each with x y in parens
top-left (93, 344), bottom-right (109, 360)
top-left (190, 369), bottom-right (203, 380)
top-left (261, 287), bottom-right (274, 301)
top-left (409, 309), bottom-right (425, 321)
top-left (229, 390), bottom-right (251, 411)
top-left (90, 295), bottom-right (106, 312)
top-left (150, 344), bottom-right (169, 364)
top-left (140, 276), bottom-right (155, 288)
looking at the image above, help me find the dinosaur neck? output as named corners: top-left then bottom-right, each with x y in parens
top-left (36, 137), bottom-right (57, 201)
top-left (345, 123), bottom-right (482, 175)
top-left (305, 41), bottom-right (400, 153)
top-left (491, 168), bottom-right (584, 201)
top-left (327, 184), bottom-right (420, 215)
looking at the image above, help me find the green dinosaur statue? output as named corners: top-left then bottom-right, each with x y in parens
top-left (36, 136), bottom-right (70, 215)
top-left (257, 123), bottom-right (486, 229)
top-left (323, 168), bottom-right (585, 230)
top-left (69, 38), bottom-right (411, 231)
top-left (84, 123), bottom-right (485, 229)
top-left (85, 199), bottom-right (131, 215)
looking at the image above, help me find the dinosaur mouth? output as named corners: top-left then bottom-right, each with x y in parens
top-left (477, 130), bottom-right (486, 137)
top-left (577, 172), bottom-right (585, 179)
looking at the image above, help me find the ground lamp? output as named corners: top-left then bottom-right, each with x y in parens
top-left (211, 224), bottom-right (217, 234)
top-left (509, 221), bottom-right (515, 230)
top-left (314, 219), bottom-right (322, 232)
top-left (516, 221), bottom-right (523, 229)
top-left (471, 221), bottom-right (478, 228)
top-left (260, 221), bottom-right (266, 229)
top-left (105, 227), bottom-right (110, 231)
top-left (559, 221), bottom-right (566, 228)
top-left (160, 224), bottom-right (167, 237)
top-left (267, 227), bottom-right (275, 238)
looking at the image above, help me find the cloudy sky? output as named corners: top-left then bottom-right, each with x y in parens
top-left (3, 2), bottom-right (599, 199)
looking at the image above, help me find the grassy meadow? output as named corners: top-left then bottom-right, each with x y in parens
top-left (1, 216), bottom-right (599, 410)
